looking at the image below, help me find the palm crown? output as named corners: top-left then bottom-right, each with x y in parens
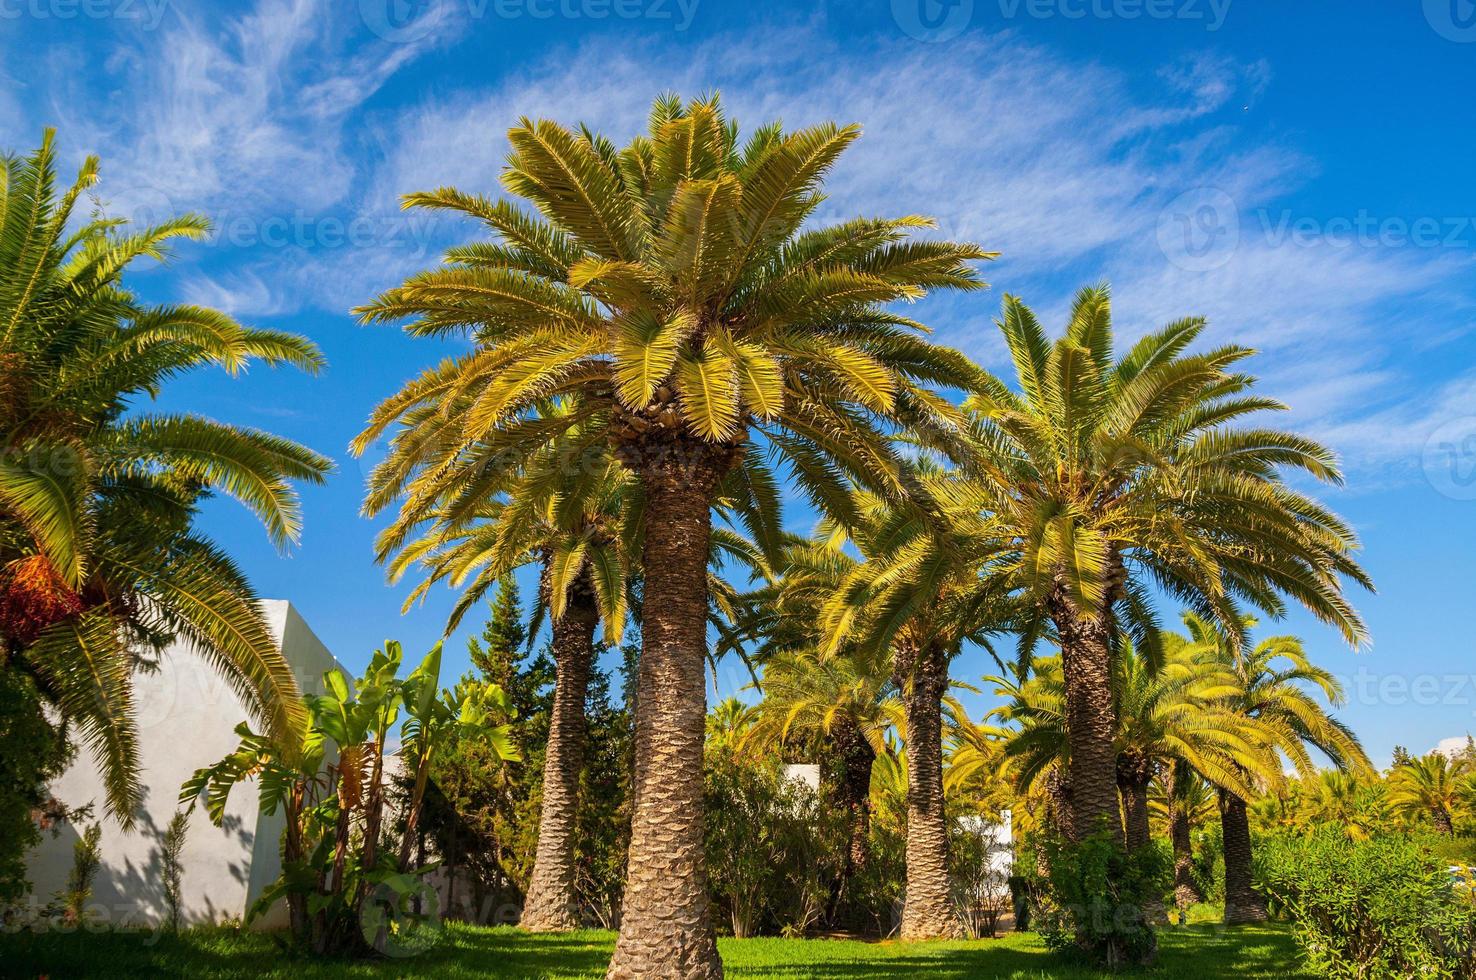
top-left (967, 285), bottom-right (1372, 659)
top-left (0, 132), bottom-right (330, 821)
top-left (354, 93), bottom-right (994, 542)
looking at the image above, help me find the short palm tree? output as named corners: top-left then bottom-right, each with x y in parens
top-left (1179, 612), bottom-right (1371, 923)
top-left (1388, 752), bottom-right (1466, 835)
top-left (988, 642), bottom-right (1274, 854)
top-left (1149, 764), bottom-right (1218, 914)
top-left (387, 425), bottom-right (636, 932)
top-left (730, 534), bottom-right (901, 904)
top-left (745, 642), bottom-right (901, 913)
top-left (966, 285), bottom-right (1372, 858)
top-left (355, 94), bottom-right (992, 977)
top-left (818, 461), bottom-right (1015, 939)
top-left (0, 133), bottom-right (330, 822)
top-left (1298, 769), bottom-right (1387, 840)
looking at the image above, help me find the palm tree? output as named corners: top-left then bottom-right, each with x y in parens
top-left (1388, 752), bottom-right (1466, 835)
top-left (966, 285), bottom-right (1371, 857)
top-left (817, 463), bottom-right (1014, 939)
top-left (989, 638), bottom-right (1281, 928)
top-left (1149, 764), bottom-right (1218, 916)
top-left (354, 94), bottom-right (991, 977)
top-left (392, 428), bottom-right (762, 932)
top-left (1298, 769), bottom-right (1387, 839)
top-left (1180, 612), bottom-right (1371, 924)
top-left (386, 423), bottom-right (635, 931)
top-left (728, 534), bottom-right (900, 911)
top-left (0, 133), bottom-right (330, 822)
top-left (988, 643), bottom-right (1274, 857)
top-left (744, 643), bottom-right (901, 917)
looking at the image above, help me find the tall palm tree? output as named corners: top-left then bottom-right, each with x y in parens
top-left (355, 94), bottom-right (991, 977)
top-left (966, 285), bottom-right (1372, 856)
top-left (1388, 752), bottom-right (1466, 835)
top-left (1179, 612), bottom-right (1371, 924)
top-left (390, 424), bottom-right (763, 931)
top-left (818, 461), bottom-right (1014, 939)
top-left (0, 133), bottom-right (330, 823)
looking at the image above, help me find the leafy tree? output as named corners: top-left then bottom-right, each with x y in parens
top-left (355, 93), bottom-right (991, 978)
top-left (0, 132), bottom-right (330, 822)
top-left (417, 585), bottom-right (553, 919)
top-left (183, 641), bottom-right (517, 955)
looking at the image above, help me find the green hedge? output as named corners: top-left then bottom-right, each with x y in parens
top-left (1256, 832), bottom-right (1476, 978)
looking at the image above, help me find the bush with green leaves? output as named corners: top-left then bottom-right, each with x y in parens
top-left (704, 755), bottom-right (847, 938)
top-left (62, 825), bottom-right (103, 925)
top-left (1037, 826), bottom-right (1169, 969)
top-left (1256, 831), bottom-right (1476, 978)
top-left (160, 811), bottom-right (189, 933)
top-left (0, 671), bottom-right (73, 913)
top-left (950, 817), bottom-right (1013, 938)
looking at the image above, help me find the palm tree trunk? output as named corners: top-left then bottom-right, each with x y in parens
top-left (1048, 587), bottom-right (1123, 844)
top-left (896, 641), bottom-right (957, 940)
top-left (1170, 808), bottom-right (1201, 913)
top-left (1218, 788), bottom-right (1267, 924)
top-left (607, 456), bottom-right (722, 980)
top-left (1117, 758), bottom-right (1165, 924)
top-left (522, 574), bottom-right (599, 932)
top-left (1118, 761), bottom-right (1153, 852)
top-left (1433, 806), bottom-right (1455, 835)
top-left (839, 719), bottom-right (875, 880)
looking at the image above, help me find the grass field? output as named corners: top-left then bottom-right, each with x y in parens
top-left (0, 921), bottom-right (1308, 978)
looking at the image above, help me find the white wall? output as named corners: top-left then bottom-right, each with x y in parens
top-left (24, 600), bottom-right (343, 929)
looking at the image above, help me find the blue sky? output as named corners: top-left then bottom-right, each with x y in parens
top-left (2, 0), bottom-right (1473, 766)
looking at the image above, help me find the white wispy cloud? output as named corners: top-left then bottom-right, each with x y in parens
top-left (6, 5), bottom-right (1471, 488)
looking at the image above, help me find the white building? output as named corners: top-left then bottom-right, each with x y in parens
top-left (23, 601), bottom-right (344, 929)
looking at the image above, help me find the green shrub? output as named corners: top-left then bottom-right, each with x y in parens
top-left (0, 671), bottom-right (74, 913)
top-left (62, 825), bottom-right (103, 925)
top-left (704, 756), bottom-right (847, 938)
top-left (161, 812), bottom-right (189, 933)
top-left (1257, 831), bottom-right (1476, 978)
top-left (1036, 826), bottom-right (1168, 969)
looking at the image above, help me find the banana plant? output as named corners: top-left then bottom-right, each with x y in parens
top-left (395, 642), bottom-right (518, 869)
top-left (182, 640), bottom-right (516, 955)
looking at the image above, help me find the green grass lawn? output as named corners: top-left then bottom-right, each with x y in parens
top-left (0, 921), bottom-right (1308, 979)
